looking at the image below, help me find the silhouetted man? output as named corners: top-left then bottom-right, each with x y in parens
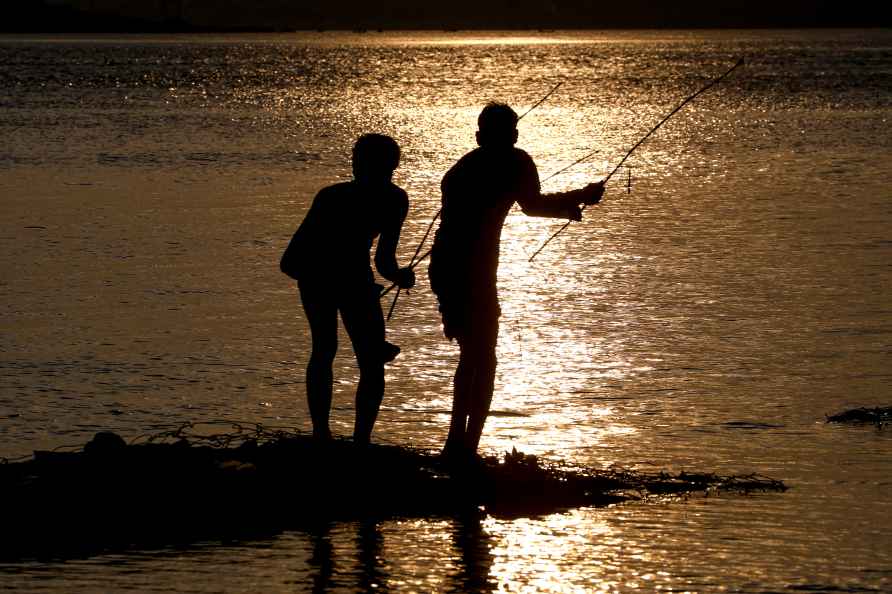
top-left (281, 134), bottom-right (415, 444)
top-left (429, 103), bottom-right (604, 458)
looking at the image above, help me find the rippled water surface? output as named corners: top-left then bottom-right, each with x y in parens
top-left (1, 30), bottom-right (891, 592)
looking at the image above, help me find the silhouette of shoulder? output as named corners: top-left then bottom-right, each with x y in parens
top-left (448, 146), bottom-right (534, 174)
top-left (444, 147), bottom-right (538, 197)
top-left (310, 181), bottom-right (407, 221)
top-left (340, 180), bottom-right (405, 203)
top-left (312, 181), bottom-right (355, 206)
top-left (450, 146), bottom-right (533, 166)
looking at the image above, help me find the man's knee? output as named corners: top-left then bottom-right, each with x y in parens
top-left (459, 342), bottom-right (497, 366)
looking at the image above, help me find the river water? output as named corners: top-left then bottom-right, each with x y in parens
top-left (1, 29), bottom-right (890, 592)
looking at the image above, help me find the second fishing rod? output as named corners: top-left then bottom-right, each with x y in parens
top-left (383, 58), bottom-right (744, 307)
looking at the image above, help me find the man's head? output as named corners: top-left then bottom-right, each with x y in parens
top-left (352, 133), bottom-right (400, 184)
top-left (476, 102), bottom-right (518, 149)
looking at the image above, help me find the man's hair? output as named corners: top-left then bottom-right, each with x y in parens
top-left (352, 133), bottom-right (400, 173)
top-left (478, 102), bottom-right (518, 135)
top-left (477, 103), bottom-right (518, 147)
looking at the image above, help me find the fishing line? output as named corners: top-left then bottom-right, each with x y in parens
top-left (527, 57), bottom-right (745, 262)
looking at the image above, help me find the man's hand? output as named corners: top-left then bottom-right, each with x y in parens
top-left (581, 181), bottom-right (605, 205)
top-left (395, 267), bottom-right (416, 290)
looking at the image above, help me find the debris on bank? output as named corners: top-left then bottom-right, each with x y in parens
top-left (827, 406), bottom-right (891, 428)
top-left (0, 421), bottom-right (786, 558)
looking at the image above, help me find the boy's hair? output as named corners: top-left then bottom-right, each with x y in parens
top-left (353, 133), bottom-right (400, 173)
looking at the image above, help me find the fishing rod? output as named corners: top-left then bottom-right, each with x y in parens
top-left (527, 57), bottom-right (745, 262)
top-left (384, 81), bottom-right (563, 318)
top-left (518, 82), bottom-right (562, 121)
top-left (381, 246), bottom-right (432, 299)
top-left (385, 210), bottom-right (440, 320)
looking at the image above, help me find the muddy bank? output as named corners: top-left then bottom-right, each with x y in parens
top-left (1, 422), bottom-right (786, 559)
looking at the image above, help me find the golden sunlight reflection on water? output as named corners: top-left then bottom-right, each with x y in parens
top-left (402, 35), bottom-right (586, 47)
top-left (484, 513), bottom-right (637, 593)
top-left (3, 30), bottom-right (891, 593)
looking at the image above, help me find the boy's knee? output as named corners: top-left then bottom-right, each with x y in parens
top-left (309, 344), bottom-right (337, 366)
top-left (357, 359), bottom-right (385, 380)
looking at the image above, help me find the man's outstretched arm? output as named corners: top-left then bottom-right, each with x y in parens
top-left (518, 182), bottom-right (605, 221)
top-left (514, 153), bottom-right (604, 220)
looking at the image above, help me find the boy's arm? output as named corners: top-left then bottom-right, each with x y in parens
top-left (374, 188), bottom-right (415, 289)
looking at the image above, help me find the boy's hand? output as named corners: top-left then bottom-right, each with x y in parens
top-left (581, 182), bottom-right (605, 205)
top-left (396, 267), bottom-right (416, 290)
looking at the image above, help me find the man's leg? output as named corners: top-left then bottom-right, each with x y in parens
top-left (299, 282), bottom-right (338, 440)
top-left (444, 344), bottom-right (474, 455)
top-left (341, 285), bottom-right (386, 445)
top-left (462, 316), bottom-right (498, 453)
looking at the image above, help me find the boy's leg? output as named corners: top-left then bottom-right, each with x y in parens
top-left (299, 281), bottom-right (338, 440)
top-left (341, 284), bottom-right (387, 445)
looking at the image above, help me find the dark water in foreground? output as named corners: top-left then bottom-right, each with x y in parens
top-left (1, 29), bottom-right (891, 592)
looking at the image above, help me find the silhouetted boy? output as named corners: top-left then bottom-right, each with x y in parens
top-left (281, 134), bottom-right (415, 444)
top-left (429, 103), bottom-right (604, 459)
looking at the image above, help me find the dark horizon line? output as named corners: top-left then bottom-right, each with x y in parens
top-left (5, 2), bottom-right (888, 34)
top-left (4, 24), bottom-right (890, 34)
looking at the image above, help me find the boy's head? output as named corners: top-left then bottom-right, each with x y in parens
top-left (476, 102), bottom-right (518, 149)
top-left (352, 134), bottom-right (400, 184)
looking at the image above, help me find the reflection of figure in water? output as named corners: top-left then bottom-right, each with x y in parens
top-left (430, 103), bottom-right (604, 458)
top-left (450, 512), bottom-right (496, 593)
top-left (307, 521), bottom-right (390, 594)
top-left (281, 134), bottom-right (416, 444)
top-left (357, 521), bottom-right (389, 593)
top-left (306, 516), bottom-right (491, 593)
top-left (309, 522), bottom-right (335, 594)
